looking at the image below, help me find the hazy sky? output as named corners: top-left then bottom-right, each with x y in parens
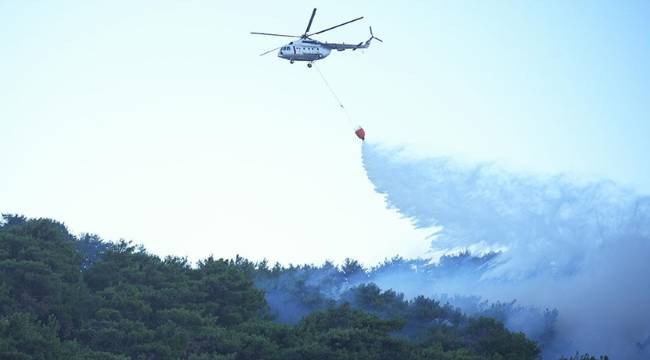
top-left (2, 0), bottom-right (648, 265)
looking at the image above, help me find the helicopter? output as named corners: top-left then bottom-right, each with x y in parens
top-left (251, 8), bottom-right (382, 68)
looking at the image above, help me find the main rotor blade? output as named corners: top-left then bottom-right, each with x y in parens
top-left (307, 16), bottom-right (363, 36)
top-left (251, 32), bottom-right (299, 38)
top-left (305, 8), bottom-right (317, 35)
top-left (259, 46), bottom-right (281, 56)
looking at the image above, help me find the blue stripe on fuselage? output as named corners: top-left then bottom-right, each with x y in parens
top-left (286, 54), bottom-right (321, 62)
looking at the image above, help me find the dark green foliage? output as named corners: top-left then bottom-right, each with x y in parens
top-left (291, 305), bottom-right (408, 360)
top-left (0, 215), bottom-right (550, 359)
top-left (559, 354), bottom-right (609, 360)
top-left (464, 317), bottom-right (540, 359)
top-left (0, 215), bottom-right (90, 339)
top-left (77, 233), bottom-right (110, 270)
top-left (0, 312), bottom-right (63, 359)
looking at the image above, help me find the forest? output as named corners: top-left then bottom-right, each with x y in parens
top-left (0, 215), bottom-right (605, 359)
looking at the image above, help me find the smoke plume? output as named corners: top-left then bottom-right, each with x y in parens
top-left (362, 142), bottom-right (650, 359)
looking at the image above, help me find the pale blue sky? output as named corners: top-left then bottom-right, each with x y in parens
top-left (1, 1), bottom-right (648, 265)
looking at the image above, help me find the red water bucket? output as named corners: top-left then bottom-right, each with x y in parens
top-left (354, 127), bottom-right (365, 141)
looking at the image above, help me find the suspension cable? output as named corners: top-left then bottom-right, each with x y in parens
top-left (314, 64), bottom-right (353, 124)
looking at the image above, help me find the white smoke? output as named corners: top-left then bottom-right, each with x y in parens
top-left (362, 143), bottom-right (650, 359)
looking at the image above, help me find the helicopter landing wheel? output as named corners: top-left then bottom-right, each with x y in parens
top-left (307, 63), bottom-right (313, 68)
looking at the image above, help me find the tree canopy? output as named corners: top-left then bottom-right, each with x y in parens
top-left (0, 215), bottom-right (550, 359)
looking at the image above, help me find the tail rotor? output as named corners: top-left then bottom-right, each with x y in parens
top-left (348, 26), bottom-right (384, 50)
top-left (369, 26), bottom-right (383, 43)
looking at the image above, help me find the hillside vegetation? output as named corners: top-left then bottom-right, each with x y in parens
top-left (0, 215), bottom-right (546, 359)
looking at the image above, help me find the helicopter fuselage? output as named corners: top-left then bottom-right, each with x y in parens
top-left (278, 39), bottom-right (332, 62)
